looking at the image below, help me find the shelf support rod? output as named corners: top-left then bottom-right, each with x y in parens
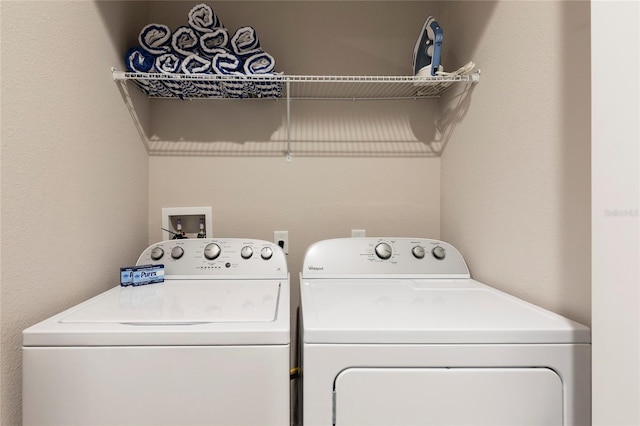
top-left (286, 80), bottom-right (292, 161)
top-left (114, 78), bottom-right (150, 153)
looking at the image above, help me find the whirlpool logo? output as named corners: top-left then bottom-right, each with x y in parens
top-left (307, 265), bottom-right (324, 271)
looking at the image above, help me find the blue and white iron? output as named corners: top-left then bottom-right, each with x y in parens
top-left (413, 16), bottom-right (443, 77)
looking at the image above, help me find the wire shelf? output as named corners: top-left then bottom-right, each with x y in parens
top-left (112, 70), bottom-right (480, 100)
top-left (112, 68), bottom-right (480, 161)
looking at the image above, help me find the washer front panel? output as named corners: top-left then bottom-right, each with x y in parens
top-left (23, 345), bottom-right (289, 426)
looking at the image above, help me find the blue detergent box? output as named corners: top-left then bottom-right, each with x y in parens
top-left (120, 267), bottom-right (134, 286)
top-left (120, 264), bottom-right (164, 287)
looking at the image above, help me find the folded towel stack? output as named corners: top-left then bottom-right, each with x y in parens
top-left (124, 47), bottom-right (172, 97)
top-left (171, 26), bottom-right (200, 58)
top-left (182, 54), bottom-right (211, 74)
top-left (154, 53), bottom-right (186, 99)
top-left (123, 3), bottom-right (282, 99)
top-left (138, 24), bottom-right (172, 55)
top-left (125, 46), bottom-right (155, 73)
top-left (188, 3), bottom-right (223, 34)
top-left (199, 28), bottom-right (230, 57)
top-left (242, 51), bottom-right (282, 97)
top-left (210, 50), bottom-right (245, 97)
top-left (182, 54), bottom-right (227, 97)
top-left (230, 26), bottom-right (262, 58)
top-left (243, 51), bottom-right (276, 74)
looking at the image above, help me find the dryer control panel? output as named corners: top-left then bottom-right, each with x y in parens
top-left (137, 238), bottom-right (287, 279)
top-left (302, 238), bottom-right (469, 279)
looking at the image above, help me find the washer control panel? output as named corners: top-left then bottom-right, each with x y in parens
top-left (137, 238), bottom-right (287, 279)
top-left (302, 238), bottom-right (469, 279)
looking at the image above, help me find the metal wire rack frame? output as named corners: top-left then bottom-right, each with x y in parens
top-left (112, 70), bottom-right (480, 100)
top-left (112, 69), bottom-right (481, 160)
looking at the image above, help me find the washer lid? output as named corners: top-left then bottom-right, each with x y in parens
top-left (23, 280), bottom-right (290, 347)
top-left (61, 280), bottom-right (280, 324)
top-left (300, 279), bottom-right (590, 344)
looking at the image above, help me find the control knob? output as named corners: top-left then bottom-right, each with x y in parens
top-left (374, 242), bottom-right (392, 260)
top-left (432, 246), bottom-right (446, 260)
top-left (150, 247), bottom-right (164, 261)
top-left (204, 243), bottom-right (221, 260)
top-left (261, 247), bottom-right (273, 260)
top-left (412, 245), bottom-right (426, 259)
top-left (241, 246), bottom-right (253, 259)
top-left (171, 246), bottom-right (184, 259)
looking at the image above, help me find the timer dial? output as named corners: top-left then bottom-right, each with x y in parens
top-left (241, 246), bottom-right (253, 259)
top-left (432, 246), bottom-right (446, 260)
top-left (412, 245), bottom-right (426, 259)
top-left (374, 242), bottom-right (392, 260)
top-left (261, 247), bottom-right (273, 260)
top-left (171, 246), bottom-right (184, 259)
top-left (204, 243), bottom-right (221, 260)
top-left (150, 247), bottom-right (164, 261)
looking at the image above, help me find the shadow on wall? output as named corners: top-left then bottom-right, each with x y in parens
top-left (439, 1), bottom-right (498, 72)
top-left (419, 0), bottom-right (498, 157)
top-left (412, 80), bottom-right (478, 156)
top-left (558, 0), bottom-right (591, 326)
top-left (121, 90), bottom-right (449, 158)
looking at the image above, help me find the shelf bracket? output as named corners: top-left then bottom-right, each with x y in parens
top-left (113, 69), bottom-right (150, 153)
top-left (286, 80), bottom-right (292, 162)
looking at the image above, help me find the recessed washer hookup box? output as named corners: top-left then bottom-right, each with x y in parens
top-left (120, 264), bottom-right (165, 287)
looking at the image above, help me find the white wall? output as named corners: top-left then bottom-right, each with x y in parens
top-left (0, 2), bottom-right (149, 425)
top-left (144, 2), bottom-right (446, 362)
top-left (440, 1), bottom-right (592, 326)
top-left (591, 1), bottom-right (640, 424)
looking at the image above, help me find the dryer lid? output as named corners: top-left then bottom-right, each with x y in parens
top-left (61, 280), bottom-right (281, 324)
top-left (300, 278), bottom-right (590, 344)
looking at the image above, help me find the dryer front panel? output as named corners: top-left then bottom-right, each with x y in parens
top-left (333, 367), bottom-right (563, 425)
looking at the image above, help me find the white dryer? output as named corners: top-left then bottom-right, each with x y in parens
top-left (23, 238), bottom-right (290, 426)
top-left (299, 238), bottom-right (590, 426)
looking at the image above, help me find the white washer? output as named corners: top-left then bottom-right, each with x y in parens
top-left (300, 238), bottom-right (590, 426)
top-left (23, 238), bottom-right (290, 426)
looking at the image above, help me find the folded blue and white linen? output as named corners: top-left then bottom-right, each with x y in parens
top-left (181, 54), bottom-right (211, 74)
top-left (211, 51), bottom-right (247, 97)
top-left (155, 53), bottom-right (182, 74)
top-left (243, 51), bottom-right (276, 74)
top-left (154, 53), bottom-right (184, 98)
top-left (199, 28), bottom-right (230, 57)
top-left (251, 75), bottom-right (283, 98)
top-left (230, 26), bottom-right (262, 58)
top-left (139, 23), bottom-right (172, 55)
top-left (124, 47), bottom-right (175, 97)
top-left (125, 5), bottom-right (283, 99)
top-left (181, 54), bottom-right (227, 97)
top-left (243, 52), bottom-right (281, 98)
top-left (171, 26), bottom-right (200, 58)
top-left (125, 47), bottom-right (155, 73)
top-left (211, 50), bottom-right (243, 75)
top-left (177, 54), bottom-right (208, 97)
top-left (188, 3), bottom-right (223, 33)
